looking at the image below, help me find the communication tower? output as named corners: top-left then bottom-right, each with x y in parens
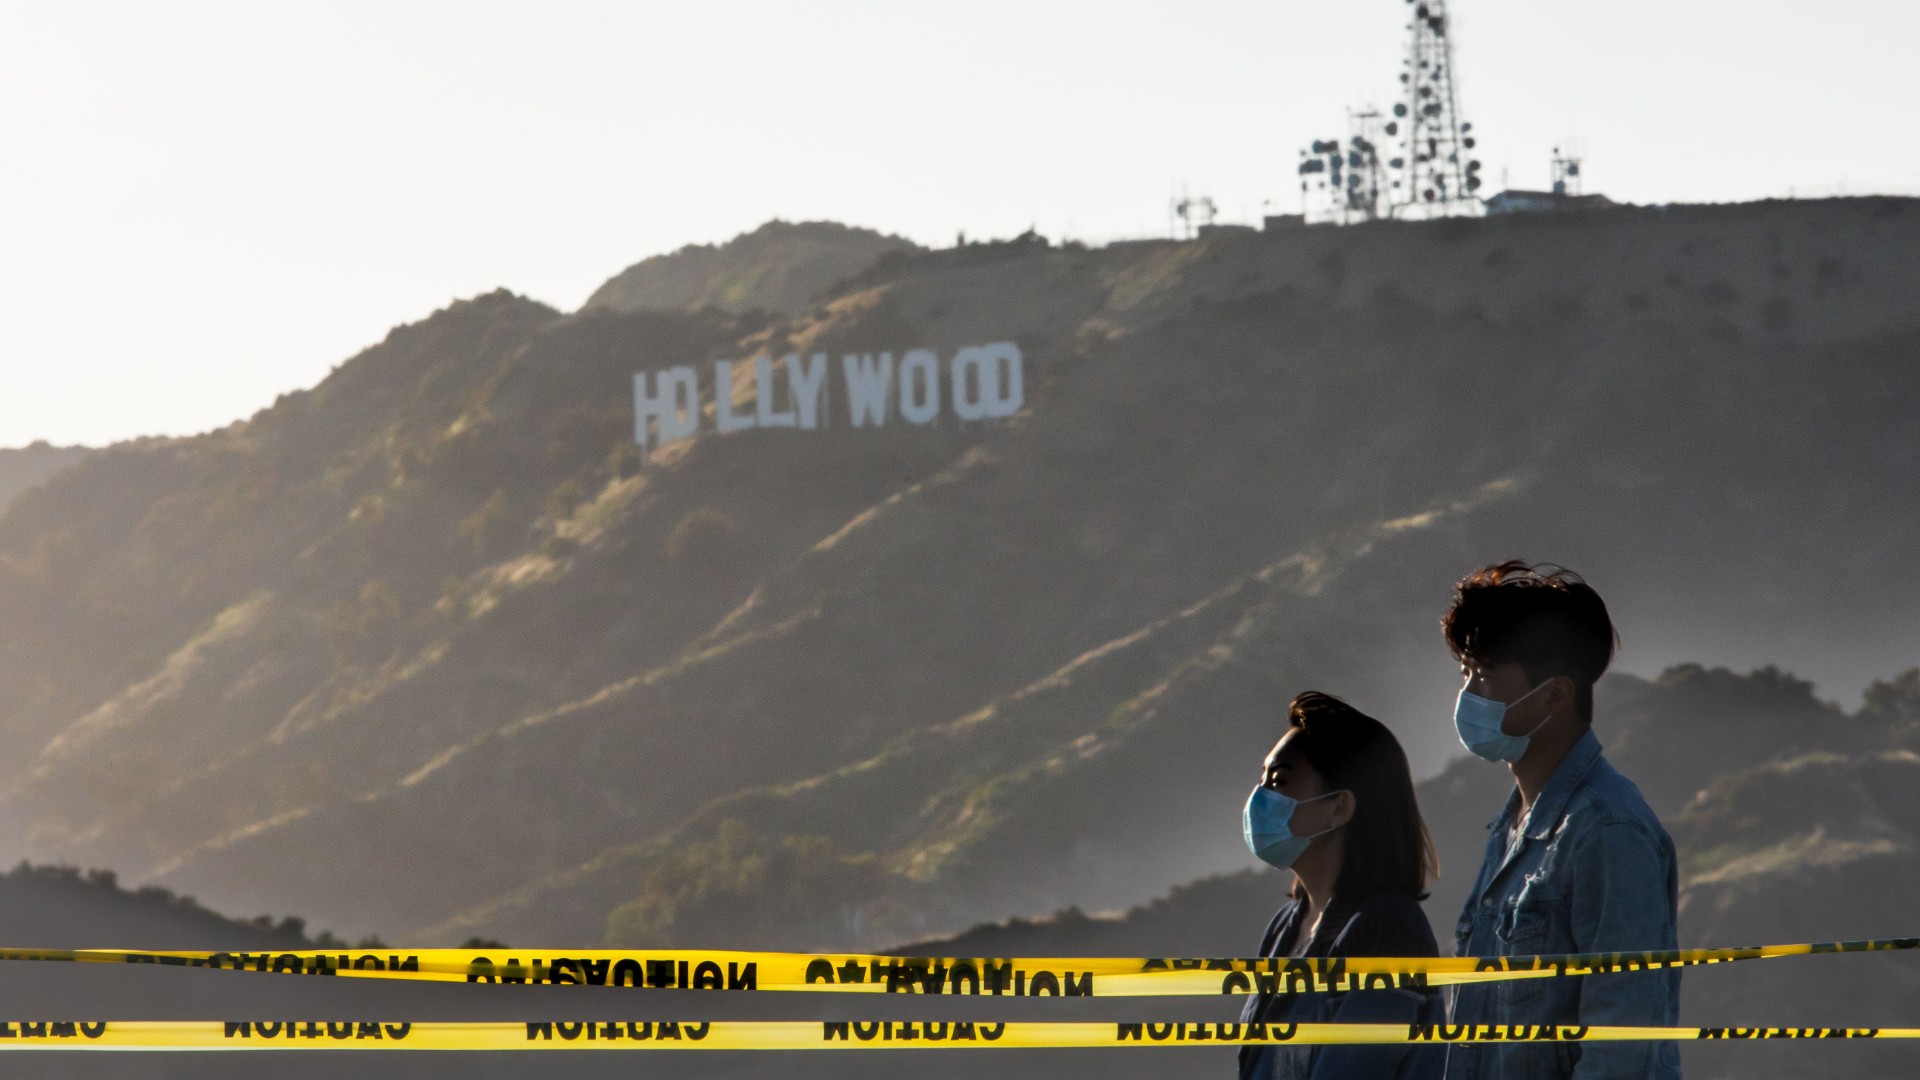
top-left (1551, 146), bottom-right (1583, 195)
top-left (1169, 191), bottom-right (1219, 239)
top-left (1299, 109), bottom-right (1393, 224)
top-left (1296, 0), bottom-right (1484, 222)
top-left (1394, 0), bottom-right (1482, 215)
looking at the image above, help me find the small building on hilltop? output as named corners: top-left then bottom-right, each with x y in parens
top-left (1485, 149), bottom-right (1611, 215)
top-left (1483, 189), bottom-right (1616, 215)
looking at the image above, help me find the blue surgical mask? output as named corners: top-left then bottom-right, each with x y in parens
top-left (1453, 679), bottom-right (1554, 763)
top-left (1242, 786), bottom-right (1343, 870)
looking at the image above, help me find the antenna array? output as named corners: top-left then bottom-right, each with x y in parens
top-left (1298, 0), bottom-right (1484, 222)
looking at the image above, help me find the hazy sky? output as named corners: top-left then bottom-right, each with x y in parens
top-left (2, 0), bottom-right (1912, 449)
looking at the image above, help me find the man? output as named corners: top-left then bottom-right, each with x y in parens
top-left (1441, 561), bottom-right (1680, 1080)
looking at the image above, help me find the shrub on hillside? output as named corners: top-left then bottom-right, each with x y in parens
top-left (603, 820), bottom-right (907, 951)
top-left (665, 507), bottom-right (738, 562)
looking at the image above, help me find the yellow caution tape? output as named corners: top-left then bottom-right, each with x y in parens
top-left (0, 936), bottom-right (1913, 996)
top-left (0, 1020), bottom-right (1904, 1050)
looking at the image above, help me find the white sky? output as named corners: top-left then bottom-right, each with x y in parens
top-left (1, 0), bottom-right (1914, 448)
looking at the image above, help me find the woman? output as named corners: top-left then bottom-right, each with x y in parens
top-left (1236, 691), bottom-right (1443, 1080)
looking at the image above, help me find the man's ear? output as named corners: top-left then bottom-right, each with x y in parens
top-left (1545, 674), bottom-right (1577, 720)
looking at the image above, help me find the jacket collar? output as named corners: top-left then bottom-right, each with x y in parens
top-left (1270, 895), bottom-right (1362, 959)
top-left (1475, 730), bottom-right (1606, 898)
top-left (1520, 727), bottom-right (1605, 839)
top-left (1482, 728), bottom-right (1606, 837)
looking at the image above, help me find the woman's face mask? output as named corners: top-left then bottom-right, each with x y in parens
top-left (1242, 785), bottom-right (1344, 870)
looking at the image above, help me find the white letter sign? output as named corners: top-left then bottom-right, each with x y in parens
top-left (634, 342), bottom-right (1023, 449)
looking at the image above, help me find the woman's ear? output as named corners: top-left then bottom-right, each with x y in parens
top-left (1329, 789), bottom-right (1357, 830)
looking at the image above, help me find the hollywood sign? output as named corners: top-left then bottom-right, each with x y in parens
top-left (633, 343), bottom-right (1023, 449)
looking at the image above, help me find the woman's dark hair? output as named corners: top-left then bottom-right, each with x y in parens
top-left (1286, 691), bottom-right (1439, 901)
top-left (1442, 561), bottom-right (1619, 726)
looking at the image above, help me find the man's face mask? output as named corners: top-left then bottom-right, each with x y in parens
top-left (1454, 677), bottom-right (1554, 763)
top-left (1242, 785), bottom-right (1344, 870)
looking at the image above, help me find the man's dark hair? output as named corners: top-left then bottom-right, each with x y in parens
top-left (1442, 560), bottom-right (1620, 726)
top-left (1285, 691), bottom-right (1439, 901)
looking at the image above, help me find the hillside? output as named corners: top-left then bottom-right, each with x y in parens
top-left (0, 195), bottom-right (1916, 985)
top-left (0, 861), bottom-right (313, 949)
top-left (0, 440), bottom-right (90, 515)
top-left (584, 219), bottom-right (919, 316)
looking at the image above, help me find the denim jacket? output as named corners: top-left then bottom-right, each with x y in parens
top-left (1444, 730), bottom-right (1681, 1080)
top-left (1238, 889), bottom-right (1444, 1080)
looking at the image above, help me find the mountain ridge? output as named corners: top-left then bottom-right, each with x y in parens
top-left (0, 199), bottom-right (1915, 967)
top-left (584, 219), bottom-right (919, 317)
top-left (0, 440), bottom-right (92, 517)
